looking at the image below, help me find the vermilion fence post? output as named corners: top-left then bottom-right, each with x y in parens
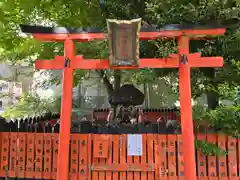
top-left (227, 136), bottom-right (238, 178)
top-left (217, 134), bottom-right (227, 179)
top-left (8, 132), bottom-right (17, 178)
top-left (43, 134), bottom-right (52, 179)
top-left (70, 134), bottom-right (79, 180)
top-left (207, 135), bottom-right (217, 179)
top-left (177, 135), bottom-right (184, 180)
top-left (79, 135), bottom-right (89, 180)
top-left (196, 134), bottom-right (207, 179)
top-left (141, 135), bottom-right (147, 180)
top-left (0, 132), bottom-right (9, 178)
top-left (167, 135), bottom-right (177, 180)
top-left (113, 135), bottom-right (119, 180)
top-left (147, 134), bottom-right (154, 180)
top-left (106, 135), bottom-right (113, 180)
top-left (34, 133), bottom-right (43, 179)
top-left (17, 133), bottom-right (26, 178)
top-left (25, 133), bottom-right (34, 178)
top-left (158, 135), bottom-right (167, 180)
top-left (52, 134), bottom-right (59, 179)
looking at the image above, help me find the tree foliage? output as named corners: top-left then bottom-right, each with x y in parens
top-left (2, 92), bottom-right (59, 119)
top-left (1, 0), bottom-right (240, 93)
top-left (0, 2), bottom-right (239, 103)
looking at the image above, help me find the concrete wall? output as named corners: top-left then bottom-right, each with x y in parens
top-left (0, 63), bottom-right (36, 114)
top-left (34, 70), bottom-right (208, 109)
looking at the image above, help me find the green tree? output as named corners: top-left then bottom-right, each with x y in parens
top-left (1, 0), bottom-right (240, 107)
top-left (2, 92), bottom-right (59, 119)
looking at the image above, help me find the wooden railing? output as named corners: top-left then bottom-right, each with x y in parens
top-left (0, 132), bottom-right (239, 179)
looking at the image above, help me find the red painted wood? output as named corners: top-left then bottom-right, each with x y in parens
top-left (35, 55), bottom-right (223, 70)
top-left (0, 132), bottom-right (10, 177)
top-left (217, 135), bottom-right (227, 180)
top-left (227, 136), bottom-right (238, 179)
top-left (177, 135), bottom-right (184, 180)
top-left (57, 39), bottom-right (74, 180)
top-left (167, 135), bottom-right (177, 180)
top-left (52, 134), bottom-right (59, 179)
top-left (207, 135), bottom-right (217, 180)
top-left (158, 135), bottom-right (168, 180)
top-left (0, 133), bottom-right (239, 179)
top-left (147, 134), bottom-right (154, 180)
top-left (25, 133), bottom-right (35, 178)
top-left (17, 133), bottom-right (26, 178)
top-left (34, 134), bottom-right (43, 179)
top-left (79, 135), bottom-right (88, 180)
top-left (70, 134), bottom-right (79, 180)
top-left (113, 135), bottom-right (119, 180)
top-left (154, 134), bottom-right (160, 180)
top-left (43, 134), bottom-right (52, 179)
top-left (35, 56), bottom-right (65, 69)
top-left (141, 135), bottom-right (147, 180)
top-left (188, 57), bottom-right (223, 67)
top-left (178, 36), bottom-right (197, 180)
top-left (87, 135), bottom-right (92, 180)
top-left (106, 135), bottom-right (113, 180)
top-left (33, 28), bottom-right (225, 42)
top-left (196, 134), bottom-right (207, 180)
top-left (8, 132), bottom-right (17, 178)
top-left (70, 57), bottom-right (179, 69)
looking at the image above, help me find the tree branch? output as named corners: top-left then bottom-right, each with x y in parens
top-left (113, 70), bottom-right (121, 90)
top-left (95, 70), bottom-right (114, 95)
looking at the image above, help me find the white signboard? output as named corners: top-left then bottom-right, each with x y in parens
top-left (127, 134), bottom-right (143, 156)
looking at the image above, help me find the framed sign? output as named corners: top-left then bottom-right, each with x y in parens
top-left (107, 18), bottom-right (141, 67)
top-left (127, 134), bottom-right (143, 156)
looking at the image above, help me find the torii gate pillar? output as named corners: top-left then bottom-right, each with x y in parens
top-left (178, 36), bottom-right (196, 179)
top-left (57, 39), bottom-right (74, 180)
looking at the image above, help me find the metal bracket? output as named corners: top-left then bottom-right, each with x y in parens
top-left (181, 54), bottom-right (188, 65)
top-left (64, 58), bottom-right (70, 68)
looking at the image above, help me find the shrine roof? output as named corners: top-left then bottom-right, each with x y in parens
top-left (20, 24), bottom-right (227, 34)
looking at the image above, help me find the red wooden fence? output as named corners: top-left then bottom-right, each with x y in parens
top-left (0, 132), bottom-right (239, 179)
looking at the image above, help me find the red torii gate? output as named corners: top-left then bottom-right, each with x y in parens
top-left (21, 25), bottom-right (225, 180)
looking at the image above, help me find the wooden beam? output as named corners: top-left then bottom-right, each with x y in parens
top-left (89, 164), bottom-right (155, 172)
top-left (35, 54), bottom-right (223, 70)
top-left (35, 56), bottom-right (65, 69)
top-left (189, 57), bottom-right (223, 67)
top-left (71, 56), bottom-right (179, 69)
top-left (33, 28), bottom-right (225, 42)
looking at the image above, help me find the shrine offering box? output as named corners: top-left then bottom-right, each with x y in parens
top-left (107, 18), bottom-right (141, 67)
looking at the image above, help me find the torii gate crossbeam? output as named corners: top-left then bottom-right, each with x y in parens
top-left (21, 25), bottom-right (225, 180)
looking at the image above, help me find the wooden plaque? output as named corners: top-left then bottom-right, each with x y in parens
top-left (107, 18), bottom-right (141, 67)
